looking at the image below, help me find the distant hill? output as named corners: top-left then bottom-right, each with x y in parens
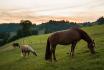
top-left (0, 24), bottom-right (21, 32)
top-left (0, 21), bottom-right (79, 33)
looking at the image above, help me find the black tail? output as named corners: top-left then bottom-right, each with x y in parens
top-left (45, 38), bottom-right (51, 60)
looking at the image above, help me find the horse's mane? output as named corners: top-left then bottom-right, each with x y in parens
top-left (71, 28), bottom-right (92, 43)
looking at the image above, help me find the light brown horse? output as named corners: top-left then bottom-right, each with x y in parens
top-left (12, 43), bottom-right (37, 57)
top-left (45, 28), bottom-right (95, 62)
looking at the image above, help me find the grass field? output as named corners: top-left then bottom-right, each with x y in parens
top-left (0, 25), bottom-right (104, 70)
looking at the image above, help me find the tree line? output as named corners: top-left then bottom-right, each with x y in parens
top-left (0, 16), bottom-right (104, 46)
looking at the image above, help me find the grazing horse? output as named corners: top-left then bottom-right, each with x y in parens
top-left (45, 28), bottom-right (95, 62)
top-left (12, 43), bottom-right (37, 57)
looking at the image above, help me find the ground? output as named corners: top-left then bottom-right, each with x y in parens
top-left (0, 25), bottom-right (104, 70)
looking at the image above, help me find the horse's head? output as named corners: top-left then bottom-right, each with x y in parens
top-left (12, 43), bottom-right (20, 48)
top-left (88, 40), bottom-right (96, 54)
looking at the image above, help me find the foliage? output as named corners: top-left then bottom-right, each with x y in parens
top-left (0, 32), bottom-right (10, 46)
top-left (96, 16), bottom-right (104, 25)
top-left (0, 23), bottom-right (21, 32)
top-left (36, 20), bottom-right (79, 33)
top-left (17, 20), bottom-right (33, 37)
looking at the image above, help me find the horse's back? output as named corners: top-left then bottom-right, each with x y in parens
top-left (21, 45), bottom-right (34, 51)
top-left (48, 29), bottom-right (81, 45)
top-left (21, 45), bottom-right (30, 51)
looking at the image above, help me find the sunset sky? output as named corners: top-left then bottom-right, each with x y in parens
top-left (0, 0), bottom-right (104, 24)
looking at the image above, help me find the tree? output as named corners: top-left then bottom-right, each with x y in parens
top-left (17, 20), bottom-right (33, 37)
top-left (96, 16), bottom-right (104, 25)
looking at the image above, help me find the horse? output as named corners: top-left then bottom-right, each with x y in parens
top-left (12, 43), bottom-right (37, 57)
top-left (45, 28), bottom-right (95, 62)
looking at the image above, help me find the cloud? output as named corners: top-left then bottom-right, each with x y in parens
top-left (0, 0), bottom-right (104, 24)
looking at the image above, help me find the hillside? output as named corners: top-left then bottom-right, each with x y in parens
top-left (0, 24), bottom-right (21, 32)
top-left (0, 25), bottom-right (104, 70)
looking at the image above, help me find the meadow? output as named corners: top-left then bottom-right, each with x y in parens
top-left (0, 25), bottom-right (104, 70)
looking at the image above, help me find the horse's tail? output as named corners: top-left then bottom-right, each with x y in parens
top-left (28, 46), bottom-right (37, 56)
top-left (45, 38), bottom-right (51, 60)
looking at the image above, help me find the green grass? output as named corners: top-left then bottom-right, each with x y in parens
top-left (0, 25), bottom-right (104, 70)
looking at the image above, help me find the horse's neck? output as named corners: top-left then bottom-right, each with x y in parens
top-left (75, 28), bottom-right (92, 43)
top-left (83, 37), bottom-right (92, 44)
top-left (81, 32), bottom-right (92, 44)
top-left (73, 28), bottom-right (92, 44)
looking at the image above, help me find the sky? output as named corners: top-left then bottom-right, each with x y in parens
top-left (0, 0), bottom-right (104, 24)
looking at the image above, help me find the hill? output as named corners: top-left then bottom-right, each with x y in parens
top-left (0, 25), bottom-right (104, 70)
top-left (0, 24), bottom-right (21, 32)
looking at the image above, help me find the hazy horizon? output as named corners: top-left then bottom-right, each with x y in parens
top-left (0, 0), bottom-right (104, 24)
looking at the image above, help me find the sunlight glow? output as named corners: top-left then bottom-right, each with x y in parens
top-left (0, 0), bottom-right (104, 24)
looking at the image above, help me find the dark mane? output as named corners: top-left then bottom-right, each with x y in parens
top-left (72, 28), bottom-right (92, 43)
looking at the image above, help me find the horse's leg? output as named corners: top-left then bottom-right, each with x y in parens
top-left (52, 45), bottom-right (57, 61)
top-left (28, 51), bottom-right (30, 56)
top-left (24, 52), bottom-right (26, 57)
top-left (70, 41), bottom-right (77, 57)
top-left (22, 52), bottom-right (25, 57)
top-left (50, 46), bottom-right (53, 62)
top-left (21, 53), bottom-right (23, 56)
top-left (22, 50), bottom-right (25, 57)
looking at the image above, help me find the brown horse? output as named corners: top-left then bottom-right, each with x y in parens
top-left (45, 28), bottom-right (95, 62)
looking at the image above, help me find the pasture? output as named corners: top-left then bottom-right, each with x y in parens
top-left (0, 25), bottom-right (104, 70)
